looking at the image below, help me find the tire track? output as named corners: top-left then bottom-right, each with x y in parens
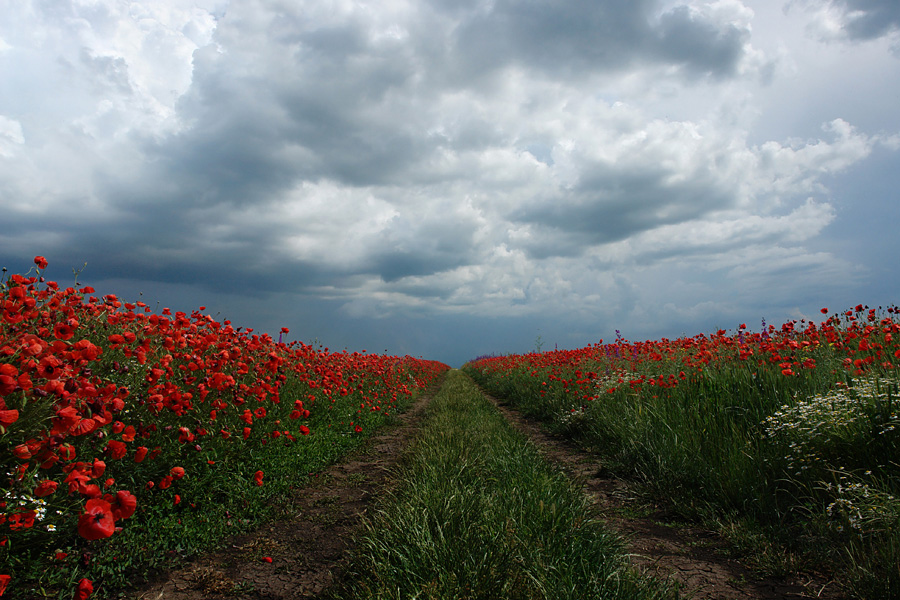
top-left (132, 373), bottom-right (446, 600)
top-left (476, 382), bottom-right (848, 600)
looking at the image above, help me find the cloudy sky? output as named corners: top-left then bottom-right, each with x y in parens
top-left (2, 0), bottom-right (899, 366)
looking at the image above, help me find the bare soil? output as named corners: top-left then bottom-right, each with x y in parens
top-left (481, 389), bottom-right (850, 600)
top-left (130, 374), bottom-right (444, 600)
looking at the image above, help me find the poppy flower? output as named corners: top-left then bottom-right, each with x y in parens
top-left (109, 490), bottom-right (137, 520)
top-left (74, 578), bottom-right (93, 600)
top-left (0, 574), bottom-right (9, 596)
top-left (299, 425), bottom-right (310, 436)
top-left (0, 374), bottom-right (17, 396)
top-left (133, 446), bottom-right (148, 463)
top-left (71, 418), bottom-right (98, 436)
top-left (34, 479), bottom-right (58, 497)
top-left (34, 256), bottom-right (48, 269)
top-left (77, 500), bottom-right (115, 540)
top-left (0, 409), bottom-right (19, 428)
top-left (53, 322), bottom-right (75, 340)
top-left (106, 440), bottom-right (127, 460)
top-left (170, 467), bottom-right (185, 480)
top-left (80, 484), bottom-right (101, 499)
top-left (91, 459), bottom-right (106, 479)
top-left (253, 471), bottom-right (264, 486)
top-left (36, 355), bottom-right (63, 379)
top-left (8, 509), bottom-right (36, 530)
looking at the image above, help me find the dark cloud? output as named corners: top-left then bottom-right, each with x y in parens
top-left (829, 0), bottom-right (900, 40)
top-left (655, 6), bottom-right (749, 77)
top-left (509, 166), bottom-right (730, 253)
top-left (446, 0), bottom-right (751, 81)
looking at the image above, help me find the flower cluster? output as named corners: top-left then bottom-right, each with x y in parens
top-left (0, 257), bottom-right (448, 598)
top-left (822, 472), bottom-right (900, 538)
top-left (763, 376), bottom-right (900, 475)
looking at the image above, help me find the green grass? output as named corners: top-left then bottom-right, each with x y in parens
top-left (332, 370), bottom-right (677, 600)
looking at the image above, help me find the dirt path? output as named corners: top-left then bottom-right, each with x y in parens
top-left (479, 386), bottom-right (849, 600)
top-left (131, 374), bottom-right (444, 600)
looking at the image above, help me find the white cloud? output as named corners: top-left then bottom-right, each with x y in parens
top-left (0, 115), bottom-right (24, 157)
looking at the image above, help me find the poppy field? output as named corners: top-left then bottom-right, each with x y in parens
top-left (464, 308), bottom-right (900, 599)
top-left (0, 258), bottom-right (448, 599)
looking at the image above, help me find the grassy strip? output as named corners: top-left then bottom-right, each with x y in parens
top-left (331, 370), bottom-right (677, 600)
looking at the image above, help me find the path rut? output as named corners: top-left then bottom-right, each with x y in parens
top-left (131, 374), bottom-right (444, 600)
top-left (479, 384), bottom-right (849, 600)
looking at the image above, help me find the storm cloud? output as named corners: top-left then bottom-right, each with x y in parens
top-left (1, 0), bottom-right (898, 365)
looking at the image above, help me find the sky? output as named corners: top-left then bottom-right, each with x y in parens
top-left (1, 0), bottom-right (899, 367)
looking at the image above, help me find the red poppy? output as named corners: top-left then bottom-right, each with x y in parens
top-left (57, 444), bottom-right (76, 461)
top-left (71, 418), bottom-right (98, 436)
top-left (170, 467), bottom-right (185, 480)
top-left (55, 552), bottom-right (68, 561)
top-left (36, 355), bottom-right (63, 380)
top-left (159, 476), bottom-right (172, 490)
top-left (7, 509), bottom-right (35, 530)
top-left (65, 470), bottom-right (90, 494)
top-left (34, 256), bottom-right (48, 269)
top-left (0, 574), bottom-right (9, 596)
top-left (120, 426), bottom-right (136, 442)
top-left (80, 484), bottom-right (101, 499)
top-left (74, 578), bottom-right (93, 600)
top-left (11, 442), bottom-right (33, 461)
top-left (0, 375), bottom-right (16, 396)
top-left (253, 471), bottom-right (264, 486)
top-left (34, 480), bottom-right (58, 497)
top-left (78, 499), bottom-right (115, 540)
top-left (91, 459), bottom-right (106, 479)
top-left (299, 425), bottom-right (310, 436)
top-left (134, 446), bottom-right (148, 463)
top-left (53, 322), bottom-right (75, 340)
top-left (0, 410), bottom-right (19, 428)
top-left (106, 440), bottom-right (127, 460)
top-left (109, 490), bottom-right (136, 520)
